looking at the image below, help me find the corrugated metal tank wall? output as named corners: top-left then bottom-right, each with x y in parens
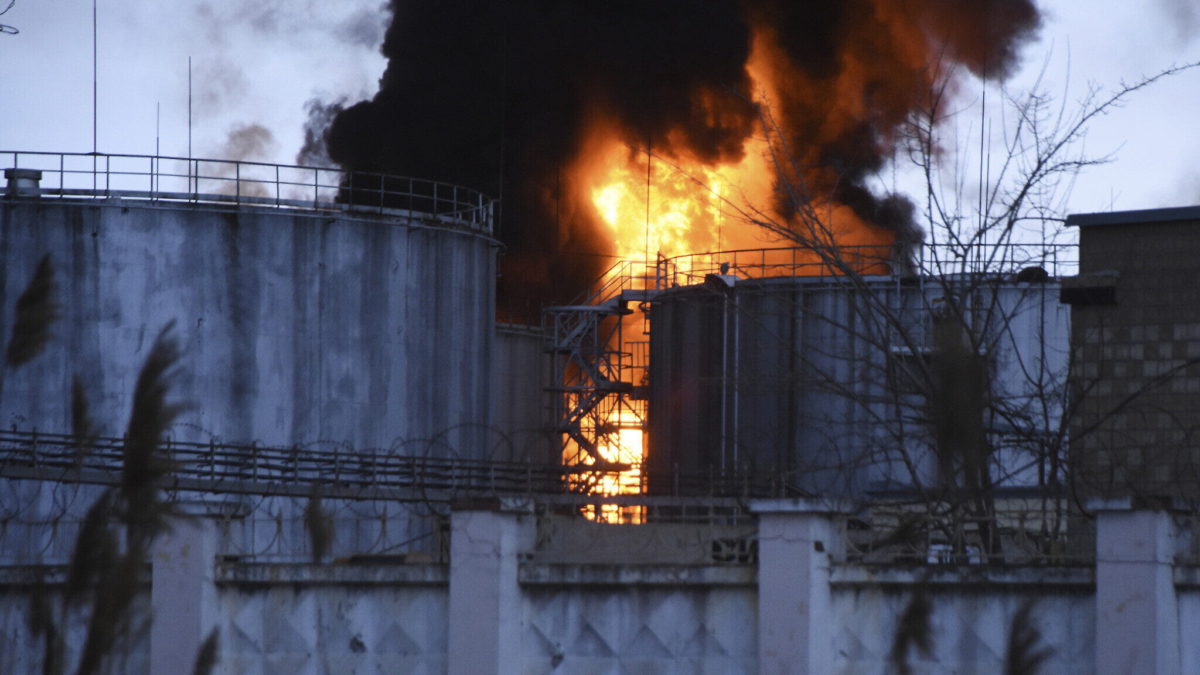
top-left (0, 199), bottom-right (496, 457)
top-left (491, 324), bottom-right (555, 463)
top-left (647, 275), bottom-right (1067, 496)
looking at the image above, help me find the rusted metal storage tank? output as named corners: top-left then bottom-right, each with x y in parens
top-left (0, 152), bottom-right (497, 457)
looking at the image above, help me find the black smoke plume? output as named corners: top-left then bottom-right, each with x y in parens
top-left (324, 0), bottom-right (1040, 320)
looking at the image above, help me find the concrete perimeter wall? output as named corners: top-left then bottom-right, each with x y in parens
top-left (5, 499), bottom-right (1198, 674)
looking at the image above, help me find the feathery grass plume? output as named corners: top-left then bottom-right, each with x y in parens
top-left (122, 322), bottom-right (189, 544)
top-left (5, 253), bottom-right (60, 367)
top-left (64, 490), bottom-right (118, 605)
top-left (304, 488), bottom-right (333, 563)
top-left (28, 573), bottom-right (64, 675)
top-left (75, 553), bottom-right (141, 675)
top-left (28, 572), bottom-right (52, 635)
top-left (40, 626), bottom-right (64, 675)
top-left (72, 375), bottom-right (97, 463)
top-left (191, 627), bottom-right (220, 675)
top-left (65, 322), bottom-right (190, 675)
top-left (889, 589), bottom-right (934, 675)
top-left (1005, 599), bottom-right (1053, 675)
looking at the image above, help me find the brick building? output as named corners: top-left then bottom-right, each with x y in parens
top-left (1066, 206), bottom-right (1200, 496)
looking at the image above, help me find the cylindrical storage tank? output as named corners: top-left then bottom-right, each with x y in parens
top-left (491, 323), bottom-right (556, 463)
top-left (647, 273), bottom-right (1068, 497)
top-left (0, 170), bottom-right (497, 458)
top-left (647, 276), bottom-right (891, 496)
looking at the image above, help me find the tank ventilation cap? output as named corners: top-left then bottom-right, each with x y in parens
top-left (4, 168), bottom-right (43, 196)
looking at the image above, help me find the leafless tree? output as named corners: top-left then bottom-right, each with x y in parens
top-left (707, 60), bottom-right (1200, 560)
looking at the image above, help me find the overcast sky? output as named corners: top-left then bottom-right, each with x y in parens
top-left (1, 0), bottom-right (1198, 217)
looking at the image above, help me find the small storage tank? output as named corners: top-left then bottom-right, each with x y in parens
top-left (491, 323), bottom-right (556, 463)
top-left (0, 152), bottom-right (497, 458)
top-left (646, 261), bottom-right (1069, 497)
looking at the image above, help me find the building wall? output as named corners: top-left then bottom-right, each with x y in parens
top-left (216, 577), bottom-right (448, 674)
top-left (1177, 589), bottom-right (1200, 673)
top-left (833, 574), bottom-right (1094, 673)
top-left (12, 504), bottom-right (1177, 675)
top-left (521, 586), bottom-right (757, 673)
top-left (1068, 212), bottom-right (1200, 496)
top-left (0, 563), bottom-right (1105, 675)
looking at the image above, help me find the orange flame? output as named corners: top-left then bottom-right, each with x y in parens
top-left (575, 28), bottom-right (900, 284)
top-left (571, 28), bottom-right (907, 519)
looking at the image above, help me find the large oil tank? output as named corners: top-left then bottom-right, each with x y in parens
top-left (0, 153), bottom-right (497, 458)
top-left (646, 266), bottom-right (1069, 497)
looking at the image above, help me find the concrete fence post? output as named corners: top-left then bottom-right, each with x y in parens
top-left (1091, 497), bottom-right (1180, 675)
top-left (446, 498), bottom-right (532, 675)
top-left (149, 515), bottom-right (219, 674)
top-left (751, 498), bottom-right (854, 675)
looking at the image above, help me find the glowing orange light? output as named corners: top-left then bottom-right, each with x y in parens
top-left (570, 28), bottom-right (902, 521)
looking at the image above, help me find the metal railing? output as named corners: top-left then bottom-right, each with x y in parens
top-left (656, 241), bottom-right (1079, 288)
top-left (0, 429), bottom-right (565, 501)
top-left (0, 429), bottom-right (801, 505)
top-left (0, 428), bottom-right (870, 510)
top-left (1, 150), bottom-right (494, 234)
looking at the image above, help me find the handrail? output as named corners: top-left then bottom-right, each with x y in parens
top-left (656, 242), bottom-right (1079, 288)
top-left (1, 150), bottom-right (494, 235)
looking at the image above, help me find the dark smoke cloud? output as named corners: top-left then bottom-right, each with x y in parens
top-left (324, 0), bottom-right (1040, 320)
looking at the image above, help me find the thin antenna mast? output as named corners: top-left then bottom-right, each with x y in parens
top-left (188, 56), bottom-right (193, 192)
top-left (155, 101), bottom-right (160, 193)
top-left (91, 0), bottom-right (97, 191)
top-left (977, 60), bottom-right (987, 268)
top-left (92, 0), bottom-right (97, 154)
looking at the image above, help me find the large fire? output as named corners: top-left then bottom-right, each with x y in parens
top-left (322, 0), bottom-right (1042, 521)
top-left (570, 30), bottom-right (905, 521)
top-left (578, 126), bottom-right (777, 266)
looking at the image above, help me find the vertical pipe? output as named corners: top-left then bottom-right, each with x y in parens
top-left (720, 291), bottom-right (729, 474)
top-left (732, 288), bottom-right (740, 472)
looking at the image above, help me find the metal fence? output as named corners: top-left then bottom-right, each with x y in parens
top-left (1, 150), bottom-right (494, 234)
